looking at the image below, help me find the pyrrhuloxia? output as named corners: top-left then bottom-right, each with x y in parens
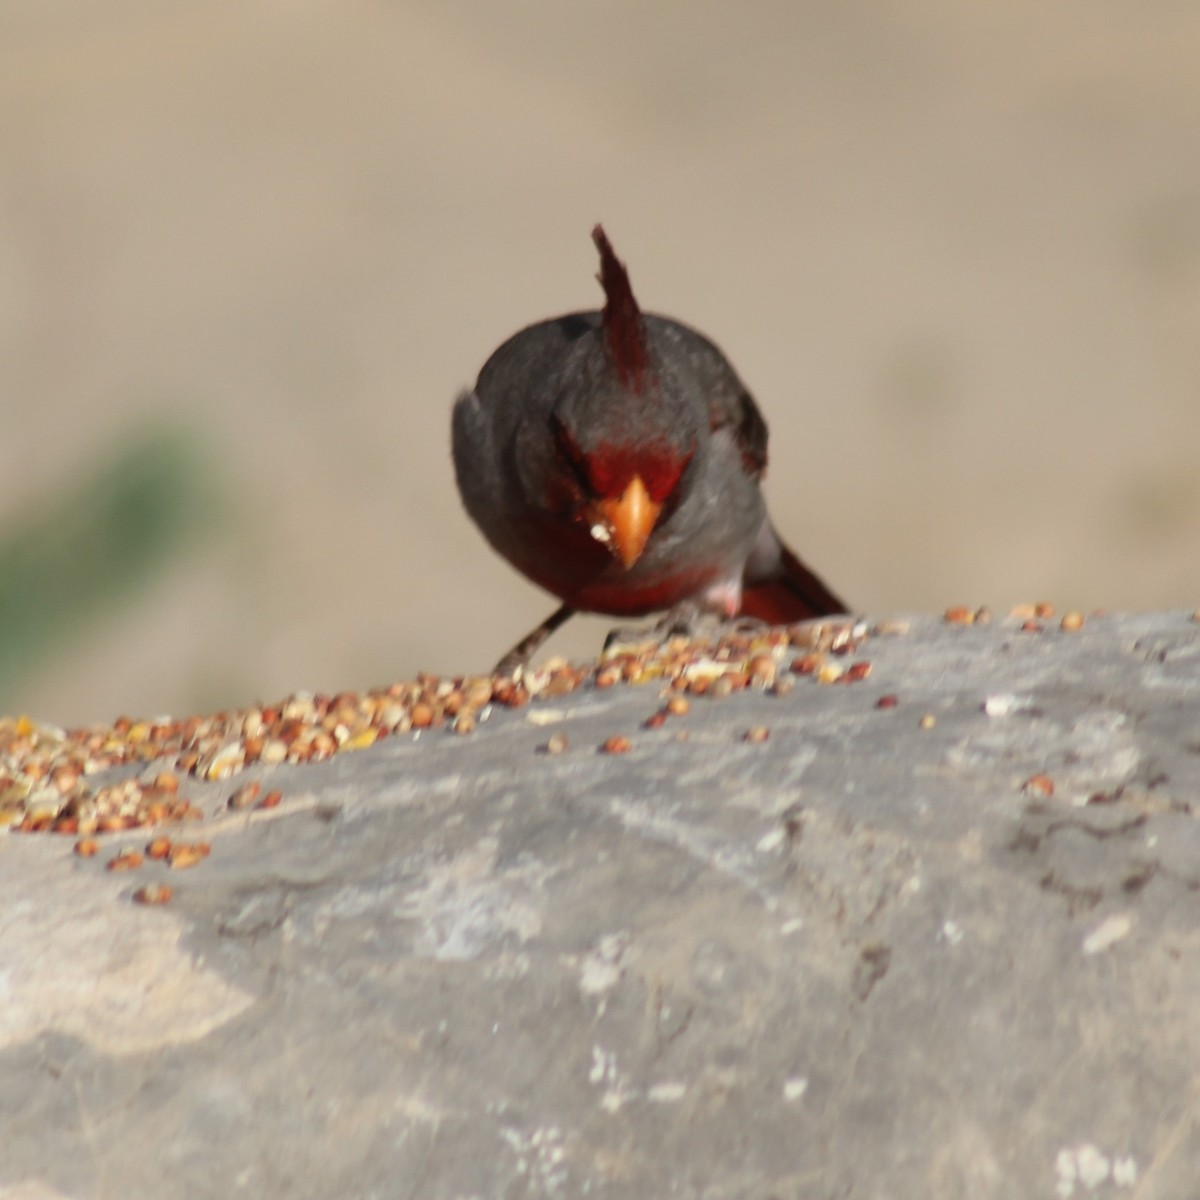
top-left (453, 226), bottom-right (848, 673)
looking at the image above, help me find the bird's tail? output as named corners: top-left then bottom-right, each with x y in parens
top-left (739, 540), bottom-right (848, 625)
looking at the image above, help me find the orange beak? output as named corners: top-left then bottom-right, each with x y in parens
top-left (591, 475), bottom-right (661, 569)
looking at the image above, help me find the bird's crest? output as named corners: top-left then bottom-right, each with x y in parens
top-left (592, 225), bottom-right (652, 394)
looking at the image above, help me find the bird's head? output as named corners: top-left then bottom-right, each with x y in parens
top-left (544, 226), bottom-right (697, 569)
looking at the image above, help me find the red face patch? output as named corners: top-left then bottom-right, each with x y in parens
top-left (583, 441), bottom-right (693, 504)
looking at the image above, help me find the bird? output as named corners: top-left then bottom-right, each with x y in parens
top-left (452, 225), bottom-right (848, 674)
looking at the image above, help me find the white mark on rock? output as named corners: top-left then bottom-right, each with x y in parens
top-left (500, 1125), bottom-right (568, 1192)
top-left (590, 1045), bottom-right (633, 1113)
top-left (939, 919), bottom-right (964, 946)
top-left (1082, 912), bottom-right (1133, 956)
top-left (1112, 1157), bottom-right (1137, 1186)
top-left (0, 868), bottom-right (253, 1056)
top-left (525, 708), bottom-right (566, 726)
top-left (982, 693), bottom-right (1022, 717)
top-left (391, 838), bottom-right (548, 961)
top-left (647, 1081), bottom-right (687, 1103)
top-left (756, 827), bottom-right (785, 854)
top-left (589, 1045), bottom-right (616, 1085)
top-left (578, 932), bottom-right (629, 995)
top-left (783, 1077), bottom-right (808, 1102)
top-left (1055, 1143), bottom-right (1136, 1195)
top-left (780, 918), bottom-right (804, 935)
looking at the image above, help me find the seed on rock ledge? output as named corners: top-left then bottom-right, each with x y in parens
top-left (169, 842), bottom-right (211, 869)
top-left (876, 694), bottom-right (899, 709)
top-left (260, 739), bottom-right (288, 765)
top-left (259, 789), bottom-right (283, 809)
top-left (919, 714), bottom-right (937, 730)
top-left (74, 838), bottom-right (100, 858)
top-left (747, 655), bottom-right (777, 686)
top-left (146, 836), bottom-right (173, 860)
top-left (543, 733), bottom-right (569, 755)
top-left (601, 736), bottom-right (632, 755)
top-left (844, 662), bottom-right (872, 683)
top-left (133, 883), bottom-right (173, 906)
top-left (595, 666), bottom-right (622, 689)
top-left (743, 726), bottom-right (770, 744)
top-left (643, 711), bottom-right (667, 730)
top-left (944, 607), bottom-right (974, 625)
top-left (107, 851), bottom-right (144, 872)
top-left (1023, 774), bottom-right (1055, 797)
top-left (227, 781), bottom-right (262, 810)
top-left (1034, 602), bottom-right (1055, 618)
top-left (665, 696), bottom-right (690, 717)
top-left (1060, 612), bottom-right (1085, 632)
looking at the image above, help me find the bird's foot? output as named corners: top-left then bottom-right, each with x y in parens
top-left (602, 603), bottom-right (728, 657)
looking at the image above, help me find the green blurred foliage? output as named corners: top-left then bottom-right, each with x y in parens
top-left (0, 424), bottom-right (213, 707)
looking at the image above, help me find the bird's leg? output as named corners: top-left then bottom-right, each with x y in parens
top-left (493, 603), bottom-right (576, 676)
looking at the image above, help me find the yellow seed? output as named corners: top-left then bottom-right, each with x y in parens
top-left (340, 727), bottom-right (378, 751)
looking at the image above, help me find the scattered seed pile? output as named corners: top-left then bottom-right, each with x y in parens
top-left (0, 606), bottom-right (1112, 901)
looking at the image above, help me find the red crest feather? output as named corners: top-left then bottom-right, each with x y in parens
top-left (592, 225), bottom-right (652, 394)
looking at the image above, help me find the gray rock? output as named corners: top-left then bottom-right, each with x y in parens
top-left (2, 613), bottom-right (1199, 1199)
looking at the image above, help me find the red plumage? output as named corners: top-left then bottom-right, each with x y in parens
top-left (593, 225), bottom-right (653, 395)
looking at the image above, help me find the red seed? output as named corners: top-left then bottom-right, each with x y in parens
top-left (107, 851), bottom-right (144, 872)
top-left (601, 736), bottom-right (632, 755)
top-left (259, 789), bottom-right (283, 809)
top-left (227, 781), bottom-right (262, 811)
top-left (133, 883), bottom-right (173, 906)
top-left (876, 694), bottom-right (899, 709)
top-left (74, 838), bottom-right (100, 858)
top-left (1023, 774), bottom-right (1055, 797)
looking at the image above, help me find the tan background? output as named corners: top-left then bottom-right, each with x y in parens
top-left (2, 1), bottom-right (1198, 727)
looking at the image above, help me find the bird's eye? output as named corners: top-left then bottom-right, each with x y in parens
top-left (550, 415), bottom-right (593, 494)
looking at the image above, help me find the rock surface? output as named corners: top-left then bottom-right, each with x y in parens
top-left (2, 613), bottom-right (1199, 1199)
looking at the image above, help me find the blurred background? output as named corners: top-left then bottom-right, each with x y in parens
top-left (2, 1), bottom-right (1198, 727)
